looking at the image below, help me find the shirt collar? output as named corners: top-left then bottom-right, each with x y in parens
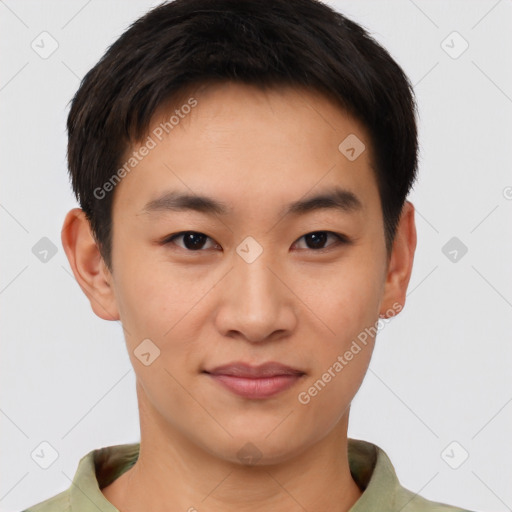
top-left (69, 438), bottom-right (408, 512)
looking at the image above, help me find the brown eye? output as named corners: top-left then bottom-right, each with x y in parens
top-left (164, 231), bottom-right (218, 251)
top-left (293, 231), bottom-right (349, 250)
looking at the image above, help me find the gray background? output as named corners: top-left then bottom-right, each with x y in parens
top-left (1, 1), bottom-right (511, 511)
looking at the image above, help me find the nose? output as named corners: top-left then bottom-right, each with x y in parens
top-left (214, 251), bottom-right (297, 344)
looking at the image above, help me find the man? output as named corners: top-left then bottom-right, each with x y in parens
top-left (24, 0), bottom-right (473, 510)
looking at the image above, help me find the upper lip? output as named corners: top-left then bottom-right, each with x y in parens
top-left (204, 362), bottom-right (305, 378)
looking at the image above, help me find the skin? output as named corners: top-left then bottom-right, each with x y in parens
top-left (61, 82), bottom-right (416, 512)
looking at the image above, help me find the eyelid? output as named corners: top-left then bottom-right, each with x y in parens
top-left (162, 231), bottom-right (220, 250)
top-left (292, 231), bottom-right (351, 251)
top-left (161, 230), bottom-right (351, 252)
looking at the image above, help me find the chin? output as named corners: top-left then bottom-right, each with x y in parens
top-left (203, 430), bottom-right (310, 468)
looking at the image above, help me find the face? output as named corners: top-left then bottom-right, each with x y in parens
top-left (75, 82), bottom-right (413, 465)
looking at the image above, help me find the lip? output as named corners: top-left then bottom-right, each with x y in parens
top-left (204, 362), bottom-right (305, 399)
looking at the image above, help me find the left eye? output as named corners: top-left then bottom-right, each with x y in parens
top-left (163, 230), bottom-right (348, 252)
top-left (292, 231), bottom-right (348, 250)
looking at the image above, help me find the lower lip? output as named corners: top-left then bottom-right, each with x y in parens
top-left (206, 373), bottom-right (303, 399)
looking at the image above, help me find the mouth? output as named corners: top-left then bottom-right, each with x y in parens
top-left (203, 362), bottom-right (306, 400)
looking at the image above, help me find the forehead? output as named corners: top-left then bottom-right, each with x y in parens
top-left (112, 82), bottom-right (379, 219)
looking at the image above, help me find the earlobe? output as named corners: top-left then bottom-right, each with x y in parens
top-left (379, 201), bottom-right (417, 317)
top-left (61, 208), bottom-right (120, 321)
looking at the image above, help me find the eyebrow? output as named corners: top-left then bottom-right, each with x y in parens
top-left (140, 187), bottom-right (363, 218)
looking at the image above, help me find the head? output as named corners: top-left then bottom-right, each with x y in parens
top-left (62, 0), bottom-right (417, 465)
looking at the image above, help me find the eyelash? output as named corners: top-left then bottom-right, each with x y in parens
top-left (161, 231), bottom-right (351, 253)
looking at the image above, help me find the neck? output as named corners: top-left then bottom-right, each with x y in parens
top-left (102, 388), bottom-right (362, 512)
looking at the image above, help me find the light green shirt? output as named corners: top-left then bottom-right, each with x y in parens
top-left (23, 438), bottom-right (473, 512)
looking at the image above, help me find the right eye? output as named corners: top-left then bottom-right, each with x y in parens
top-left (162, 231), bottom-right (221, 251)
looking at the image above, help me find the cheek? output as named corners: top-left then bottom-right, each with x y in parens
top-left (294, 269), bottom-right (382, 429)
top-left (294, 254), bottom-right (384, 399)
top-left (113, 258), bottom-right (214, 381)
top-left (297, 255), bottom-right (384, 340)
top-left (113, 240), bottom-right (189, 324)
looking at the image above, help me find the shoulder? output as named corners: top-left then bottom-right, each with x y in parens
top-left (21, 489), bottom-right (70, 512)
top-left (393, 484), bottom-right (475, 512)
top-left (400, 495), bottom-right (475, 512)
top-left (19, 442), bottom-right (139, 512)
top-left (348, 438), bottom-right (477, 512)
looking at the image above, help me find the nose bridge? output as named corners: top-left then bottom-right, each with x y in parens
top-left (234, 245), bottom-right (280, 311)
top-left (215, 241), bottom-right (295, 342)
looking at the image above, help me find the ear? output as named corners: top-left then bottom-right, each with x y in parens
top-left (379, 200), bottom-right (417, 318)
top-left (61, 208), bottom-right (120, 321)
